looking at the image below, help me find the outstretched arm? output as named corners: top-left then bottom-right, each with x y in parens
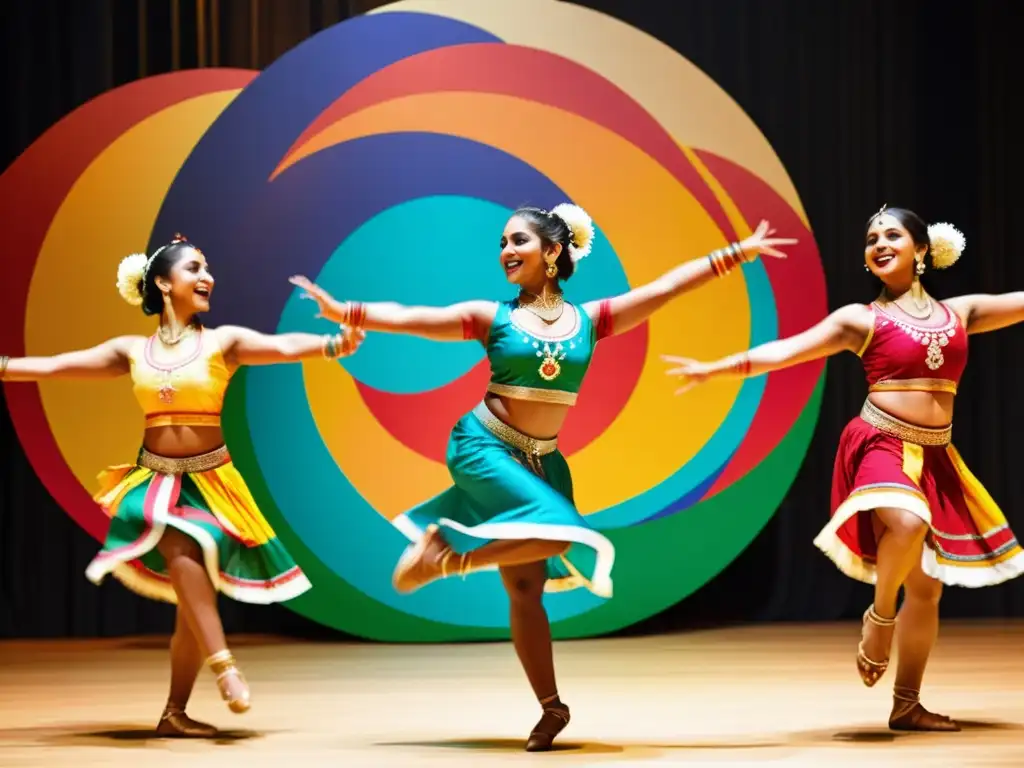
top-left (1, 337), bottom-right (135, 382)
top-left (216, 325), bottom-right (364, 367)
top-left (663, 303), bottom-right (872, 393)
top-left (288, 275), bottom-right (496, 343)
top-left (945, 293), bottom-right (1024, 335)
top-left (583, 220), bottom-right (797, 337)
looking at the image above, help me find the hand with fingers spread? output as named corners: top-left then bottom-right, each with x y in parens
top-left (660, 355), bottom-right (713, 395)
top-left (702, 219), bottom-right (796, 281)
top-left (661, 352), bottom-right (751, 396)
top-left (739, 219), bottom-right (799, 261)
top-left (289, 275), bottom-right (349, 324)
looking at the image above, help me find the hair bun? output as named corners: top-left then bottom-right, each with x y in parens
top-left (550, 203), bottom-right (595, 262)
top-left (927, 222), bottom-right (965, 269)
top-left (116, 253), bottom-right (149, 306)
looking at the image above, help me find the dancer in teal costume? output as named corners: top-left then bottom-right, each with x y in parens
top-left (291, 203), bottom-right (796, 751)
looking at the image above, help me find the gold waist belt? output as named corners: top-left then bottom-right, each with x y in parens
top-left (868, 377), bottom-right (958, 395)
top-left (860, 400), bottom-right (951, 446)
top-left (472, 402), bottom-right (558, 456)
top-left (138, 444), bottom-right (231, 474)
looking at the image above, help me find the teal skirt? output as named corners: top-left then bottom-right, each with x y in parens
top-left (397, 403), bottom-right (614, 597)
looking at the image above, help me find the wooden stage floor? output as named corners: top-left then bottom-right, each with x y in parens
top-left (1, 621), bottom-right (1022, 767)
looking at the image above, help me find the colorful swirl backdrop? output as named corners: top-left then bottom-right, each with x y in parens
top-left (0, 0), bottom-right (826, 641)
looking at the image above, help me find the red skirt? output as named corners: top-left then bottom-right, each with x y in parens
top-left (813, 400), bottom-right (1024, 587)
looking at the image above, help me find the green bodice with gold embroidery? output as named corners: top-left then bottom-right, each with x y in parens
top-left (484, 299), bottom-right (597, 406)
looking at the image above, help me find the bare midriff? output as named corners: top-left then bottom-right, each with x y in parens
top-left (483, 394), bottom-right (568, 441)
top-left (142, 425), bottom-right (226, 458)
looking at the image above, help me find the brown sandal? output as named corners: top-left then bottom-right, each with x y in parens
top-left (154, 704), bottom-right (218, 738)
top-left (525, 696), bottom-right (571, 752)
top-left (889, 686), bottom-right (960, 731)
top-left (207, 649), bottom-right (251, 714)
top-left (857, 604), bottom-right (896, 687)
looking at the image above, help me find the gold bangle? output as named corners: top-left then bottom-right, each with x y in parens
top-left (707, 243), bottom-right (745, 277)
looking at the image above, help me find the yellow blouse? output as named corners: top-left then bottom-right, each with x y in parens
top-left (129, 328), bottom-right (231, 428)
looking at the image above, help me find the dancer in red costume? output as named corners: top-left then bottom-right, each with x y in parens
top-left (662, 206), bottom-right (1024, 731)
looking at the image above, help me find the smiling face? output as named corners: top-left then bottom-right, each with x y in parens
top-left (499, 215), bottom-right (561, 288)
top-left (154, 245), bottom-right (215, 316)
top-left (864, 213), bottom-right (927, 284)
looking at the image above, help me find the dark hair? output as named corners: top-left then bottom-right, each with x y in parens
top-left (866, 207), bottom-right (933, 267)
top-left (138, 241), bottom-right (194, 316)
top-left (513, 206), bottom-right (576, 281)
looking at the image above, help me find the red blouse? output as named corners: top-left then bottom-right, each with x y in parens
top-left (859, 301), bottom-right (967, 395)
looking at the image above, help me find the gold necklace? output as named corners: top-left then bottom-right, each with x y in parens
top-left (879, 290), bottom-right (932, 321)
top-left (157, 322), bottom-right (195, 346)
top-left (518, 290), bottom-right (565, 324)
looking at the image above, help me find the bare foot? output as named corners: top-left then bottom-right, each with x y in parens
top-left (857, 605), bottom-right (896, 687)
top-left (392, 525), bottom-right (452, 593)
top-left (207, 650), bottom-right (251, 714)
top-left (217, 667), bottom-right (251, 713)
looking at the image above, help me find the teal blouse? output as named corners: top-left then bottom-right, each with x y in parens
top-left (467, 298), bottom-right (613, 406)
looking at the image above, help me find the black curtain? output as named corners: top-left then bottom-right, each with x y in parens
top-left (2, 0), bottom-right (1023, 639)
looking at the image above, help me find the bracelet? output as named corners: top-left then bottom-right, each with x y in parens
top-left (0, 355), bottom-right (9, 380)
top-left (707, 242), bottom-right (754, 277)
top-left (322, 330), bottom-right (359, 359)
top-left (321, 334), bottom-right (341, 359)
top-left (341, 301), bottom-right (366, 328)
top-left (723, 352), bottom-right (752, 377)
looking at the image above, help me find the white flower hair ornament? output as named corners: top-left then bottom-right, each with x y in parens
top-left (927, 222), bottom-right (966, 269)
top-left (116, 253), bottom-right (150, 306)
top-left (550, 203), bottom-right (595, 263)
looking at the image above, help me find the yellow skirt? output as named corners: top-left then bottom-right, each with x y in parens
top-left (85, 446), bottom-right (311, 605)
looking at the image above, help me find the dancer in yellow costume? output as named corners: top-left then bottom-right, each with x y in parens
top-left (1, 235), bottom-right (363, 736)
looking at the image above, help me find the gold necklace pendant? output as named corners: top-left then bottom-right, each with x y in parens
top-left (146, 328), bottom-right (203, 404)
top-left (158, 371), bottom-right (176, 404)
top-left (519, 291), bottom-right (564, 324)
top-left (538, 342), bottom-right (565, 381)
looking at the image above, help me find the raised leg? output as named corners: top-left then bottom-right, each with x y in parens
top-left (858, 506), bottom-right (928, 686)
top-left (889, 561), bottom-right (959, 731)
top-left (499, 561), bottom-right (570, 753)
top-left (392, 524), bottom-right (570, 593)
top-left (156, 528), bottom-right (250, 714)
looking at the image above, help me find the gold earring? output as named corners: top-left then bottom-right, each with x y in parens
top-left (545, 261), bottom-right (558, 278)
top-left (910, 261), bottom-right (928, 310)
